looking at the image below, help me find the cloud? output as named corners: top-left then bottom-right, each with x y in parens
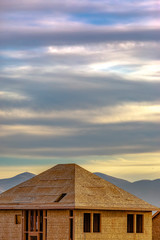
top-left (0, 72), bottom-right (160, 110)
top-left (0, 0), bottom-right (159, 180)
top-left (82, 152), bottom-right (160, 181)
top-left (1, 102), bottom-right (160, 124)
top-left (0, 0), bottom-right (159, 14)
top-left (0, 120), bottom-right (159, 158)
top-left (1, 26), bottom-right (160, 49)
top-left (0, 0), bottom-right (105, 13)
top-left (1, 152), bottom-right (160, 181)
top-left (0, 91), bottom-right (29, 101)
top-left (1, 42), bottom-right (159, 84)
top-left (0, 125), bottom-right (80, 137)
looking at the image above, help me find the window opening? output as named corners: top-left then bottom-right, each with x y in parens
top-left (44, 210), bottom-right (47, 240)
top-left (15, 214), bottom-right (21, 224)
top-left (40, 210), bottom-right (43, 232)
top-left (136, 215), bottom-right (143, 233)
top-left (26, 233), bottom-right (28, 240)
top-left (84, 213), bottom-right (91, 233)
top-left (69, 210), bottom-right (74, 240)
top-left (70, 218), bottom-right (73, 240)
top-left (30, 237), bottom-right (37, 240)
top-left (30, 210), bottom-right (34, 231)
top-left (40, 233), bottom-right (43, 240)
top-left (25, 211), bottom-right (28, 231)
top-left (93, 213), bottom-right (100, 232)
top-left (70, 210), bottom-right (73, 217)
top-left (36, 210), bottom-right (38, 231)
top-left (54, 193), bottom-right (67, 202)
top-left (127, 214), bottom-right (134, 233)
top-left (23, 210), bottom-right (47, 240)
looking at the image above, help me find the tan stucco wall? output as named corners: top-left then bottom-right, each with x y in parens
top-left (0, 210), bottom-right (22, 240)
top-left (74, 210), bottom-right (152, 240)
top-left (153, 213), bottom-right (160, 240)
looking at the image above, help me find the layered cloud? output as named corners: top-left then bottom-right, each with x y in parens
top-left (0, 0), bottom-right (159, 179)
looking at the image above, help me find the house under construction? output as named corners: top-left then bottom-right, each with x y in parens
top-left (0, 164), bottom-right (157, 240)
top-left (152, 211), bottom-right (160, 240)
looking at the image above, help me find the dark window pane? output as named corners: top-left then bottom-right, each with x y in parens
top-left (70, 218), bottom-right (73, 239)
top-left (84, 213), bottom-right (91, 232)
top-left (45, 219), bottom-right (47, 239)
top-left (31, 210), bottom-right (34, 231)
top-left (136, 215), bottom-right (143, 233)
top-left (127, 214), bottom-right (134, 233)
top-left (30, 237), bottom-right (37, 240)
top-left (93, 214), bottom-right (100, 232)
top-left (25, 233), bottom-right (28, 240)
top-left (40, 210), bottom-right (43, 231)
top-left (25, 211), bottom-right (28, 231)
top-left (36, 210), bottom-right (38, 231)
top-left (70, 210), bottom-right (73, 217)
top-left (40, 233), bottom-right (43, 240)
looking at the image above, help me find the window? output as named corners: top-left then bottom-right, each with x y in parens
top-left (70, 210), bottom-right (73, 217)
top-left (30, 237), bottom-right (37, 240)
top-left (127, 214), bottom-right (134, 233)
top-left (93, 213), bottom-right (100, 232)
top-left (30, 210), bottom-right (34, 231)
top-left (15, 214), bottom-right (21, 224)
top-left (70, 218), bottom-right (73, 240)
top-left (23, 210), bottom-right (47, 240)
top-left (127, 214), bottom-right (144, 234)
top-left (54, 193), bottom-right (67, 202)
top-left (69, 210), bottom-right (74, 240)
top-left (40, 210), bottom-right (43, 232)
top-left (83, 213), bottom-right (101, 233)
top-left (84, 213), bottom-right (91, 232)
top-left (136, 215), bottom-right (143, 233)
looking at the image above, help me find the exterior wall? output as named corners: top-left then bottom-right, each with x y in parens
top-left (153, 213), bottom-right (160, 240)
top-left (74, 210), bottom-right (152, 240)
top-left (0, 209), bottom-right (152, 240)
top-left (47, 210), bottom-right (69, 240)
top-left (0, 210), bottom-right (22, 240)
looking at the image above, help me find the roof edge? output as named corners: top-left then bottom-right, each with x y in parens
top-left (152, 211), bottom-right (160, 218)
top-left (0, 205), bottom-right (158, 211)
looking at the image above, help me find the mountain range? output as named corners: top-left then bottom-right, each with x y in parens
top-left (95, 172), bottom-right (160, 207)
top-left (0, 172), bottom-right (35, 193)
top-left (0, 171), bottom-right (159, 207)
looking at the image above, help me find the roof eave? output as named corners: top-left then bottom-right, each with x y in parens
top-left (152, 211), bottom-right (160, 218)
top-left (0, 204), bottom-right (158, 211)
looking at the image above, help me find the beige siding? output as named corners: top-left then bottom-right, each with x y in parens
top-left (0, 210), bottom-right (22, 240)
top-left (47, 210), bottom-right (69, 240)
top-left (153, 213), bottom-right (160, 240)
top-left (74, 210), bottom-right (152, 240)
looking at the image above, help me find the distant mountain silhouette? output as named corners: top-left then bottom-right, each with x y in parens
top-left (0, 171), bottom-right (159, 208)
top-left (0, 172), bottom-right (35, 193)
top-left (95, 172), bottom-right (160, 207)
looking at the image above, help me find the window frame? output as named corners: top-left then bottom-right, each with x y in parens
top-left (127, 214), bottom-right (134, 233)
top-left (93, 213), bottom-right (101, 233)
top-left (23, 210), bottom-right (47, 240)
top-left (83, 213), bottom-right (91, 233)
top-left (136, 214), bottom-right (144, 233)
top-left (15, 214), bottom-right (21, 224)
top-left (127, 213), bottom-right (144, 234)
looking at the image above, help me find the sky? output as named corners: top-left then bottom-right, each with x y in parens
top-left (0, 0), bottom-right (160, 181)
